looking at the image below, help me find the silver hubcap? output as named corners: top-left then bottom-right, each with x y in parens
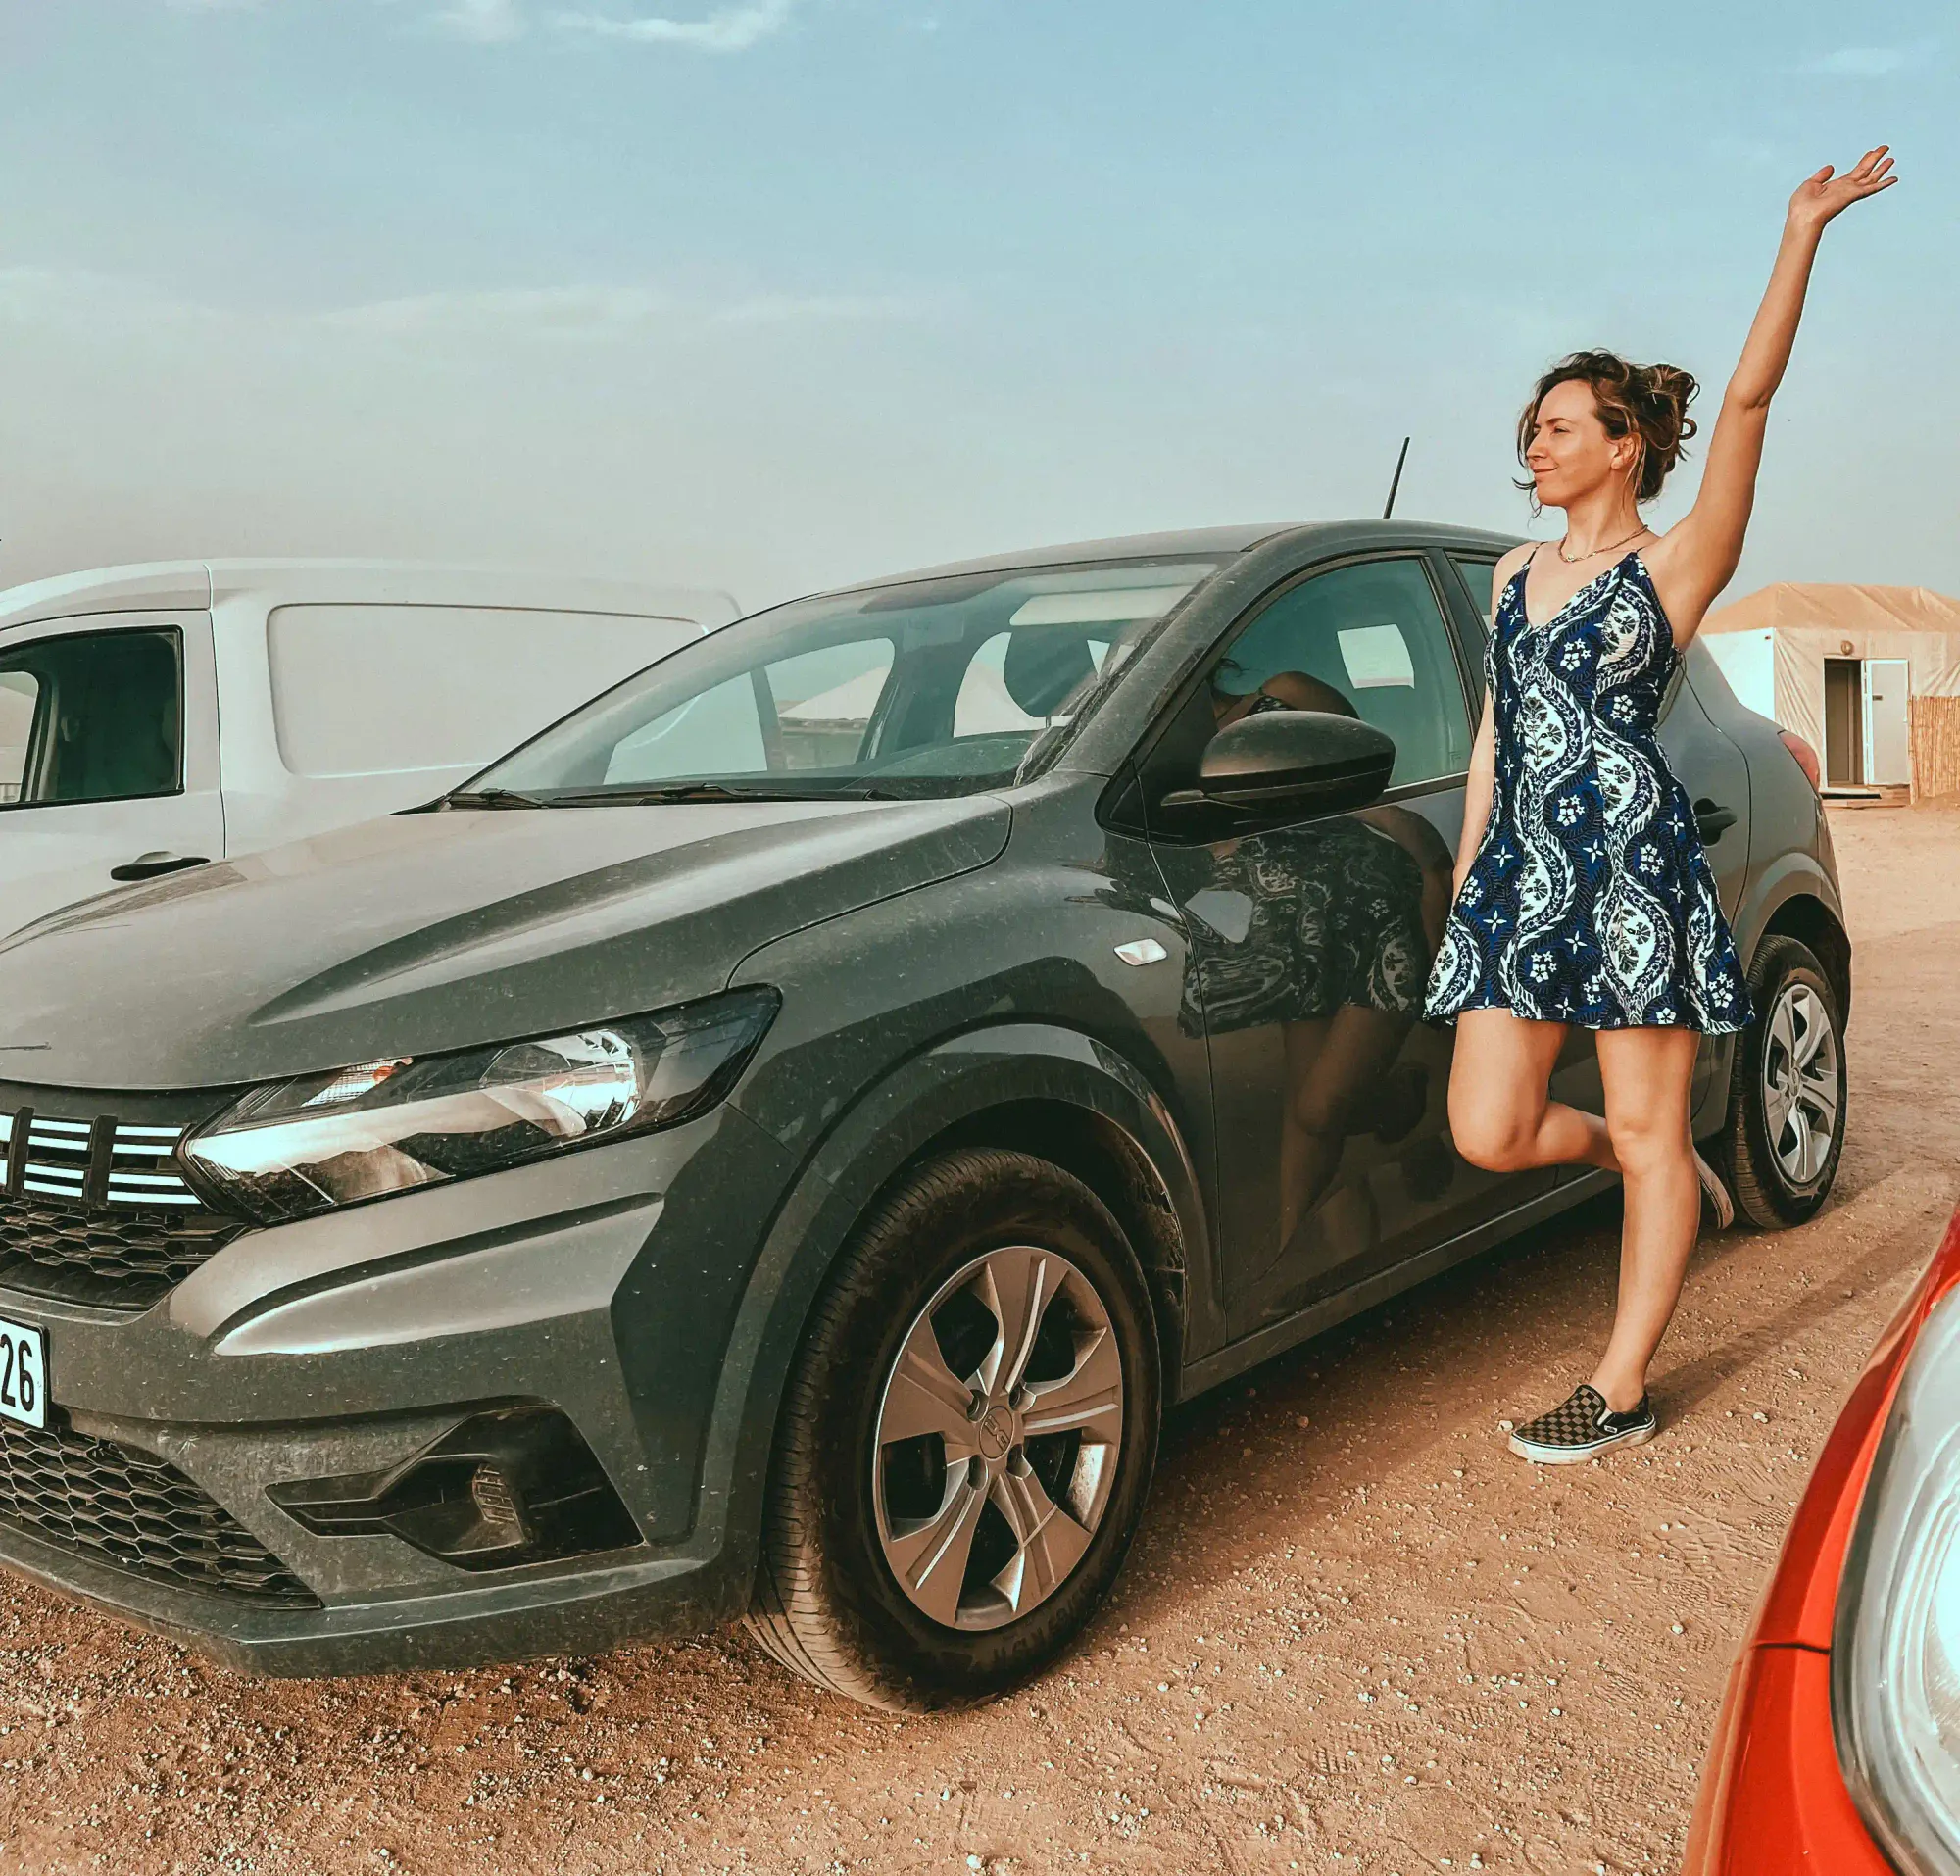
top-left (1761, 980), bottom-right (1840, 1187)
top-left (872, 1245), bottom-right (1124, 1632)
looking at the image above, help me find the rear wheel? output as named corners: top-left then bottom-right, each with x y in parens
top-left (1717, 934), bottom-right (1847, 1228)
top-left (746, 1148), bottom-right (1161, 1711)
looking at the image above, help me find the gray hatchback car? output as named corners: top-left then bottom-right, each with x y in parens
top-left (0, 521), bottom-right (1849, 1709)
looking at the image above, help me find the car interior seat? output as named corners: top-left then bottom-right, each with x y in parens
top-left (1002, 629), bottom-right (1100, 721)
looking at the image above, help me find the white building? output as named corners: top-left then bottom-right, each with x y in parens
top-left (1700, 583), bottom-right (1960, 799)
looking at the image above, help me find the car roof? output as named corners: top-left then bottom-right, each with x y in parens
top-left (823, 519), bottom-right (1520, 594)
top-left (0, 560), bottom-right (742, 634)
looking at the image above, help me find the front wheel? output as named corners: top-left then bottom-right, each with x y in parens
top-left (746, 1148), bottom-right (1161, 1711)
top-left (1716, 934), bottom-right (1847, 1229)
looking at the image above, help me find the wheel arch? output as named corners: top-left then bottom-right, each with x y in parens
top-left (923, 1096), bottom-right (1191, 1392)
top-left (1734, 852), bottom-right (1852, 1022)
top-left (698, 1023), bottom-right (1212, 1603)
top-left (1758, 892), bottom-right (1852, 1024)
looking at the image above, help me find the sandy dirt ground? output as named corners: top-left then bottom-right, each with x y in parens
top-left (3, 801), bottom-right (1958, 1876)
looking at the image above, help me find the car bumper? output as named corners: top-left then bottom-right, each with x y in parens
top-left (1684, 1644), bottom-right (1889, 1874)
top-left (0, 1103), bottom-right (795, 1674)
top-left (1685, 1203), bottom-right (1960, 1872)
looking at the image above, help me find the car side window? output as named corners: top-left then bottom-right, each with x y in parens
top-left (0, 629), bottom-right (182, 809)
top-left (0, 671), bottom-right (37, 804)
top-left (1448, 556), bottom-right (1500, 630)
top-left (1211, 557), bottom-right (1472, 788)
top-left (1446, 555), bottom-right (1499, 704)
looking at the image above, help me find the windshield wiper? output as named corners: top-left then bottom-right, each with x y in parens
top-left (533, 782), bottom-right (910, 806)
top-left (441, 788), bottom-right (553, 810)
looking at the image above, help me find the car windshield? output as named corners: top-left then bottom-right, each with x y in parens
top-left (463, 556), bottom-right (1221, 803)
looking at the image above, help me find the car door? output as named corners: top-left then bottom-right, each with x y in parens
top-left (0, 614), bottom-right (224, 935)
top-left (1139, 549), bottom-right (1539, 1341)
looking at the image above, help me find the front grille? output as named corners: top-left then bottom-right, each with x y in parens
top-left (0, 1198), bottom-right (242, 1310)
top-left (0, 1111), bottom-right (203, 1210)
top-left (0, 1103), bottom-right (240, 1310)
top-left (0, 1413), bottom-right (318, 1607)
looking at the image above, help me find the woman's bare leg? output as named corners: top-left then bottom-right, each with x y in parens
top-left (1447, 1008), bottom-right (1617, 1174)
top-left (1591, 1026), bottom-right (1703, 1411)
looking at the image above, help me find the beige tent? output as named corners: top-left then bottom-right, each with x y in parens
top-left (1699, 583), bottom-right (1960, 798)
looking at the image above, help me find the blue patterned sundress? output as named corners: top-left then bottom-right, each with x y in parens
top-left (1423, 548), bottom-right (1753, 1034)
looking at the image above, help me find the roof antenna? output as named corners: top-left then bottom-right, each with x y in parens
top-left (1382, 435), bottom-right (1411, 520)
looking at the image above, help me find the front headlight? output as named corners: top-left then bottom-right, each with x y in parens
top-left (182, 987), bottom-right (779, 1224)
top-left (1836, 1282), bottom-right (1960, 1875)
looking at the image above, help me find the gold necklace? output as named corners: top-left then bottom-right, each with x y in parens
top-left (1557, 524), bottom-right (1648, 565)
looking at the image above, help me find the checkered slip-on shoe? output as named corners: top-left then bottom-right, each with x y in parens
top-left (1507, 1385), bottom-right (1657, 1464)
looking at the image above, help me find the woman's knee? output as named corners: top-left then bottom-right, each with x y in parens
top-left (1449, 1091), bottom-right (1543, 1172)
top-left (1605, 1110), bottom-right (1690, 1174)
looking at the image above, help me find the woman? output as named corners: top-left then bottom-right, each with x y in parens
top-left (1424, 149), bottom-right (1896, 1464)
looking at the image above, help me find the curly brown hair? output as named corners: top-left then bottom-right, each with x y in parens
top-left (1515, 350), bottom-right (1699, 504)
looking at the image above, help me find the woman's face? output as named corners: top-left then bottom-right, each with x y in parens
top-left (1524, 378), bottom-right (1638, 511)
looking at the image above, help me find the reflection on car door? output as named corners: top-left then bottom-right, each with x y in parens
top-left (1140, 552), bottom-right (1543, 1342)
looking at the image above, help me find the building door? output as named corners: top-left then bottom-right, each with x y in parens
top-left (1863, 659), bottom-right (1911, 786)
top-left (1824, 658), bottom-right (1863, 787)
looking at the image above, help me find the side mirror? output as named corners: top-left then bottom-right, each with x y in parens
top-left (1161, 710), bottom-right (1396, 823)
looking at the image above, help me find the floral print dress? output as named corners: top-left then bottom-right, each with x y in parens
top-left (1423, 549), bottom-right (1752, 1034)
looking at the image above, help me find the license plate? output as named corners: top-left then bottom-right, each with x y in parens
top-left (0, 1317), bottom-right (47, 1430)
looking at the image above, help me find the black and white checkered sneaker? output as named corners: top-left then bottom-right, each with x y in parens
top-left (1507, 1384), bottom-right (1657, 1464)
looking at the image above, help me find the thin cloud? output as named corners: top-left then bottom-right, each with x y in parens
top-left (0, 268), bottom-right (943, 344)
top-left (159, 0), bottom-right (796, 50)
top-left (548, 0), bottom-right (797, 52)
top-left (1795, 43), bottom-right (1930, 76)
top-left (319, 284), bottom-right (674, 338)
top-left (431, 0), bottom-right (527, 39)
top-left (716, 291), bottom-right (945, 325)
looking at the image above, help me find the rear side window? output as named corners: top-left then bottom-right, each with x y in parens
top-left (1448, 556), bottom-right (1501, 628)
top-left (266, 605), bottom-right (706, 778)
top-left (0, 629), bottom-right (182, 808)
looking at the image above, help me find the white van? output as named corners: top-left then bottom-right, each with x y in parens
top-left (0, 561), bottom-right (739, 934)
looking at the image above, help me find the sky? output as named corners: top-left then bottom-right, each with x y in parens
top-left (0, 0), bottom-right (1952, 614)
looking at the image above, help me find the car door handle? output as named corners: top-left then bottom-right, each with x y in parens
top-left (109, 852), bottom-right (211, 882)
top-left (1692, 799), bottom-right (1738, 844)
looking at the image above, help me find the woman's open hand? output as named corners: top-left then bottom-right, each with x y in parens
top-left (1788, 147), bottom-right (1897, 236)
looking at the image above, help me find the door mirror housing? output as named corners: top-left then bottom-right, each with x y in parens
top-left (1159, 710), bottom-right (1396, 827)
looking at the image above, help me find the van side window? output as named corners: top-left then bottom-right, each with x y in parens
top-left (0, 630), bottom-right (182, 808)
top-left (0, 672), bottom-right (37, 804)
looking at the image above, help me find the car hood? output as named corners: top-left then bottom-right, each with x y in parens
top-left (0, 796), bottom-right (1012, 1090)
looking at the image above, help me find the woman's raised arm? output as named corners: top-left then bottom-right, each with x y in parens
top-left (1654, 148), bottom-right (1897, 638)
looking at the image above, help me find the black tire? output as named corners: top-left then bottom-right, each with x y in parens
top-left (1716, 934), bottom-right (1847, 1229)
top-left (745, 1148), bottom-right (1162, 1712)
